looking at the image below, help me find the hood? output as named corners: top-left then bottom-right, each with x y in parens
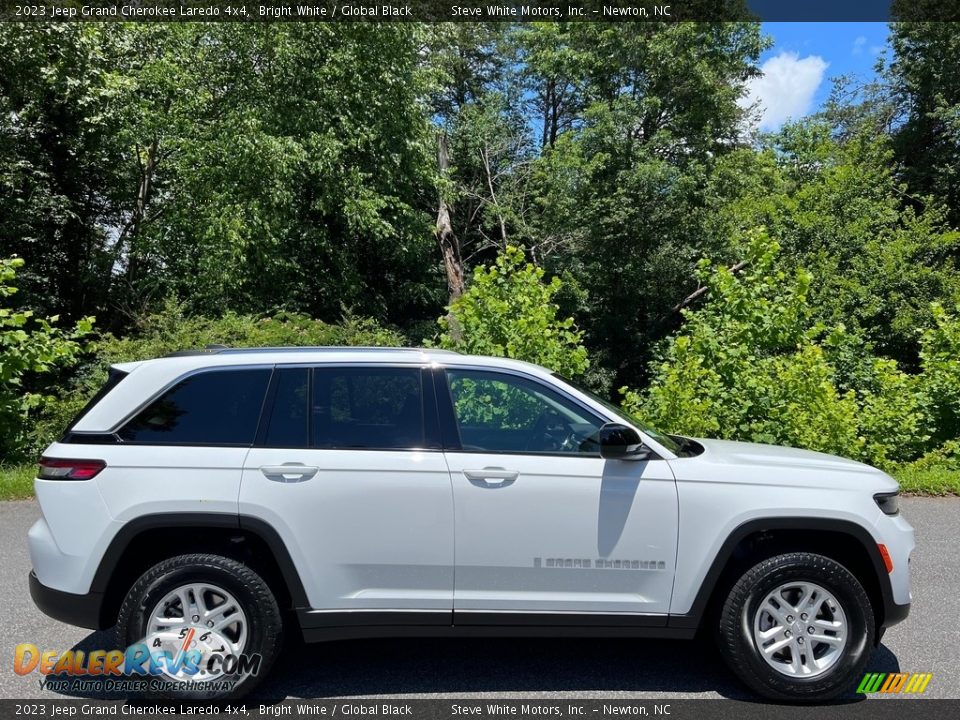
top-left (670, 437), bottom-right (898, 493)
top-left (692, 437), bottom-right (878, 474)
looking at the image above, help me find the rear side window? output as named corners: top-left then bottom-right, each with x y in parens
top-left (312, 367), bottom-right (424, 449)
top-left (119, 368), bottom-right (271, 445)
top-left (261, 367), bottom-right (310, 447)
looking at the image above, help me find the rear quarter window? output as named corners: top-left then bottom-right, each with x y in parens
top-left (63, 367), bottom-right (129, 434)
top-left (118, 368), bottom-right (271, 445)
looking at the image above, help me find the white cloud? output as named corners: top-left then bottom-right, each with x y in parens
top-left (852, 36), bottom-right (867, 55)
top-left (740, 51), bottom-right (829, 132)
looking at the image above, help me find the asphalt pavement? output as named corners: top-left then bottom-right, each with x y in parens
top-left (1, 497), bottom-right (956, 701)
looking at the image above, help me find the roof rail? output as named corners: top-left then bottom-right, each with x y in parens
top-left (162, 346), bottom-right (459, 358)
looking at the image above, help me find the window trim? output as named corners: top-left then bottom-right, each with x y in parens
top-left (433, 365), bottom-right (631, 458)
top-left (112, 365), bottom-right (275, 447)
top-left (252, 363), bottom-right (443, 453)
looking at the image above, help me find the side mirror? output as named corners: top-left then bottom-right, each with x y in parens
top-left (599, 422), bottom-right (649, 460)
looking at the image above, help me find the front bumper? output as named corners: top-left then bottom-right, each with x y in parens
top-left (29, 570), bottom-right (108, 630)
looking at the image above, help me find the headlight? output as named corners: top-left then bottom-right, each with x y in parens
top-left (874, 491), bottom-right (900, 516)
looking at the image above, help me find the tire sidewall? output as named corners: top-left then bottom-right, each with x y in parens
top-left (119, 557), bottom-right (280, 699)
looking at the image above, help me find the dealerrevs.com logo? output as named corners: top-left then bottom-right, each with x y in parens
top-left (857, 672), bottom-right (933, 695)
top-left (14, 628), bottom-right (261, 694)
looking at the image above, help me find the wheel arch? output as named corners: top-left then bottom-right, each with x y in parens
top-left (91, 513), bottom-right (309, 629)
top-left (669, 517), bottom-right (895, 638)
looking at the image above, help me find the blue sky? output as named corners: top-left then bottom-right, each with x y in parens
top-left (742, 23), bottom-right (891, 130)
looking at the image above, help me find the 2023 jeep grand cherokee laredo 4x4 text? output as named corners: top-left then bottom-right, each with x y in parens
top-left (28, 347), bottom-right (914, 701)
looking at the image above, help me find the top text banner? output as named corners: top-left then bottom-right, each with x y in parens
top-left (0, 0), bottom-right (957, 22)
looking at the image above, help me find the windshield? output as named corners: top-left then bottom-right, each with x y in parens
top-left (551, 373), bottom-right (682, 455)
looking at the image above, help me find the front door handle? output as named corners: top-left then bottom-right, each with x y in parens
top-left (463, 467), bottom-right (518, 488)
top-left (261, 463), bottom-right (319, 483)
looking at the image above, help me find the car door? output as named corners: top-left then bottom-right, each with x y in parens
top-left (240, 364), bottom-right (454, 623)
top-left (437, 367), bottom-right (678, 621)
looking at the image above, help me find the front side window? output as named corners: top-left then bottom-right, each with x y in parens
top-left (551, 372), bottom-right (682, 455)
top-left (446, 370), bottom-right (603, 455)
top-left (119, 368), bottom-right (271, 445)
top-left (312, 367), bottom-right (425, 449)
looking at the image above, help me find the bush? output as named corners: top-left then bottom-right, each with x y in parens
top-left (28, 302), bottom-right (405, 453)
top-left (917, 302), bottom-right (960, 446)
top-left (1, 257), bottom-right (93, 460)
top-left (624, 234), bottom-right (933, 469)
top-left (625, 233), bottom-right (860, 457)
top-left (436, 245), bottom-right (589, 378)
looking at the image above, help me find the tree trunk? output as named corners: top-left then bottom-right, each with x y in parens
top-left (120, 137), bottom-right (160, 289)
top-left (435, 131), bottom-right (465, 317)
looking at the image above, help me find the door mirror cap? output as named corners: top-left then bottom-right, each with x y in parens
top-left (599, 422), bottom-right (650, 460)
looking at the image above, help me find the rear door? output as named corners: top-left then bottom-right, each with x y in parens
top-left (240, 364), bottom-right (455, 623)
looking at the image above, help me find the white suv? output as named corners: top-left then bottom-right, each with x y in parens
top-left (28, 347), bottom-right (914, 701)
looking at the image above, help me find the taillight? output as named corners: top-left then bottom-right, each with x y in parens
top-left (37, 457), bottom-right (106, 480)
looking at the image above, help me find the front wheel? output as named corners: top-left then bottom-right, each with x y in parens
top-left (116, 553), bottom-right (283, 699)
top-left (718, 552), bottom-right (875, 702)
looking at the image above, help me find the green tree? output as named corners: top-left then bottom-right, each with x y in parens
top-left (889, 20), bottom-right (960, 227)
top-left (0, 258), bottom-right (93, 459)
top-left (126, 24), bottom-right (441, 325)
top-left (713, 120), bottom-right (960, 369)
top-left (523, 22), bottom-right (768, 389)
top-left (436, 246), bottom-right (588, 378)
top-left (0, 25), bottom-right (126, 321)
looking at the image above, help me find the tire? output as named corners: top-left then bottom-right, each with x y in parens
top-left (116, 553), bottom-right (283, 699)
top-left (718, 552), bottom-right (875, 702)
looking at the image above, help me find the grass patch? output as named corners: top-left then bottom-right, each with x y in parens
top-left (0, 463), bottom-right (35, 501)
top-left (893, 465), bottom-right (960, 496)
top-left (893, 440), bottom-right (960, 496)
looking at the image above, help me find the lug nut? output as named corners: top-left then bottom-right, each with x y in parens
top-left (800, 613), bottom-right (808, 621)
top-left (207, 621), bottom-right (214, 627)
top-left (784, 630), bottom-right (792, 637)
top-left (798, 637), bottom-right (805, 645)
top-left (808, 626), bottom-right (815, 634)
top-left (192, 615), bottom-right (200, 622)
top-left (786, 615), bottom-right (795, 623)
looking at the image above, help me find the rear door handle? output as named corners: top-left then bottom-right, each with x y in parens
top-left (463, 467), bottom-right (518, 487)
top-left (260, 463), bottom-right (319, 483)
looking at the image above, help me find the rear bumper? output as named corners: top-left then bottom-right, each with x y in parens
top-left (29, 570), bottom-right (108, 630)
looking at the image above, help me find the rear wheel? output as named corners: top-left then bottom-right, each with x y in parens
top-left (116, 553), bottom-right (282, 699)
top-left (719, 552), bottom-right (874, 702)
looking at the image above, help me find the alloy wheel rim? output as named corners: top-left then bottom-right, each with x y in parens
top-left (146, 582), bottom-right (248, 681)
top-left (752, 580), bottom-right (848, 678)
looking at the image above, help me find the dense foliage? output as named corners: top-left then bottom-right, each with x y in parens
top-left (0, 259), bottom-right (92, 457)
top-left (1, 20), bottom-right (960, 488)
top-left (437, 246), bottom-right (589, 378)
top-left (622, 236), bottom-right (941, 470)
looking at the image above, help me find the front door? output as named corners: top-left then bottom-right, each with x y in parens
top-left (437, 368), bottom-right (678, 620)
top-left (240, 364), bottom-right (454, 619)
